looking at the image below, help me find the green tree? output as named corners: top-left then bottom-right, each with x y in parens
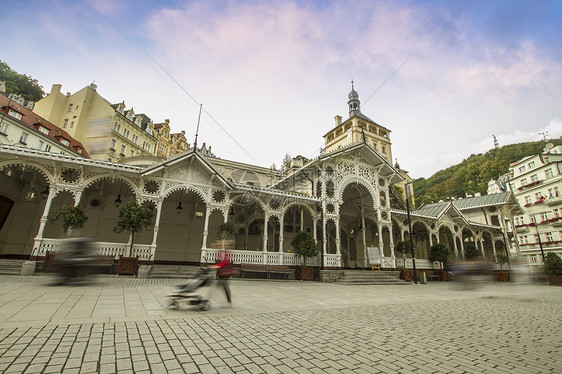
top-left (112, 200), bottom-right (154, 257)
top-left (429, 243), bottom-right (451, 269)
top-left (48, 204), bottom-right (88, 234)
top-left (394, 240), bottom-right (413, 268)
top-left (0, 61), bottom-right (45, 102)
top-left (545, 252), bottom-right (562, 276)
top-left (464, 243), bottom-right (481, 260)
top-left (389, 185), bottom-right (406, 210)
top-left (217, 221), bottom-right (237, 251)
top-left (291, 230), bottom-right (318, 266)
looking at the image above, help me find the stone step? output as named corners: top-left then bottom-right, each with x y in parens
top-left (0, 260), bottom-right (26, 275)
top-left (334, 269), bottom-right (410, 285)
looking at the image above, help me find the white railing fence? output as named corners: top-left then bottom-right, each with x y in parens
top-left (33, 238), bottom-right (155, 261)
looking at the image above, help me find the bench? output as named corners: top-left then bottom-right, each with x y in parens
top-left (95, 255), bottom-right (116, 274)
top-left (240, 264), bottom-right (267, 279)
top-left (266, 265), bottom-right (291, 279)
top-left (427, 270), bottom-right (442, 281)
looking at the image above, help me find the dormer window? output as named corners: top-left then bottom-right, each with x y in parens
top-left (60, 138), bottom-right (70, 146)
top-left (67, 104), bottom-right (73, 112)
top-left (39, 126), bottom-right (49, 135)
top-left (8, 109), bottom-right (22, 120)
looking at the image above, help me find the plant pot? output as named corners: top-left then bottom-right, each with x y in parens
top-left (400, 269), bottom-right (412, 281)
top-left (117, 256), bottom-right (138, 275)
top-left (495, 271), bottom-right (509, 282)
top-left (547, 275), bottom-right (562, 286)
top-left (20, 261), bottom-right (37, 276)
top-left (295, 266), bottom-right (314, 281)
top-left (137, 265), bottom-right (152, 279)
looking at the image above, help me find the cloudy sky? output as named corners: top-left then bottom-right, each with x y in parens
top-left (3, 0), bottom-right (562, 178)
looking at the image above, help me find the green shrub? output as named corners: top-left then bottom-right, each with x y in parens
top-left (545, 252), bottom-right (562, 276)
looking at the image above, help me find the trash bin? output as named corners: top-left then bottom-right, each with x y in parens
top-left (420, 272), bottom-right (427, 284)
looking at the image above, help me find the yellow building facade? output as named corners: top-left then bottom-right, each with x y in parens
top-left (33, 83), bottom-right (159, 163)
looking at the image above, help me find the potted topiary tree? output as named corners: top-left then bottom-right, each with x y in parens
top-left (395, 240), bottom-right (414, 281)
top-left (429, 243), bottom-right (451, 281)
top-left (496, 254), bottom-right (510, 281)
top-left (113, 200), bottom-right (154, 275)
top-left (464, 243), bottom-right (481, 260)
top-left (36, 204), bottom-right (89, 273)
top-left (48, 204), bottom-right (88, 234)
top-left (545, 252), bottom-right (562, 286)
top-left (217, 221), bottom-right (237, 252)
top-left (291, 230), bottom-right (318, 280)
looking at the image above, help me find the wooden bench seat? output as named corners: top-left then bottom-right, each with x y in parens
top-left (240, 264), bottom-right (267, 279)
top-left (266, 265), bottom-right (290, 279)
top-left (95, 255), bottom-right (116, 274)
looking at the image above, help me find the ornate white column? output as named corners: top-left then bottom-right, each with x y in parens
top-left (32, 187), bottom-right (56, 258)
top-left (278, 215), bottom-right (284, 253)
top-left (150, 199), bottom-right (163, 263)
top-left (335, 218), bottom-right (341, 255)
top-left (262, 213), bottom-right (269, 252)
top-left (201, 206), bottom-right (212, 250)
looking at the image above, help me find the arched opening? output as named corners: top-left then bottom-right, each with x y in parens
top-left (481, 231), bottom-right (495, 261)
top-left (438, 225), bottom-right (456, 258)
top-left (0, 163), bottom-right (50, 257)
top-left (412, 221), bottom-right (430, 259)
top-left (229, 194), bottom-right (265, 251)
top-left (156, 189), bottom-right (206, 264)
top-left (282, 205), bottom-right (314, 252)
top-left (340, 182), bottom-right (376, 268)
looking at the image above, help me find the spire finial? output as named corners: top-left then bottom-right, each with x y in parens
top-left (351, 79), bottom-right (354, 90)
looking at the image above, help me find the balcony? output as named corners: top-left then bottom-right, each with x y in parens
top-left (545, 194), bottom-right (562, 206)
top-left (515, 225), bottom-right (529, 233)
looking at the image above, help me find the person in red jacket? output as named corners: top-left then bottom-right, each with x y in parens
top-left (213, 251), bottom-right (232, 304)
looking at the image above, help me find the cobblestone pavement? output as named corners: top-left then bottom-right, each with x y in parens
top-left (0, 275), bottom-right (560, 373)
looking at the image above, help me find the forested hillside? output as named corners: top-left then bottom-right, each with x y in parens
top-left (413, 139), bottom-right (562, 207)
top-left (0, 61), bottom-right (44, 102)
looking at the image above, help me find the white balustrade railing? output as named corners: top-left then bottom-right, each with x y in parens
top-left (201, 248), bottom-right (345, 267)
top-left (33, 238), bottom-right (155, 261)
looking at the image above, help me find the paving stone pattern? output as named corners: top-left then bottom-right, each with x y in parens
top-left (0, 276), bottom-right (560, 373)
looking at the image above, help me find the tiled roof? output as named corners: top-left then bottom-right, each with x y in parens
top-left (0, 93), bottom-right (90, 158)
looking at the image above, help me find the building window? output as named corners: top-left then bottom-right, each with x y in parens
top-left (0, 121), bottom-right (8, 135)
top-left (45, 144), bottom-right (51, 152)
top-left (546, 168), bottom-right (553, 179)
top-left (548, 188), bottom-right (554, 198)
top-left (77, 148), bottom-right (82, 154)
top-left (535, 192), bottom-right (543, 202)
top-left (110, 139), bottom-right (116, 150)
top-left (130, 150), bottom-right (134, 157)
top-left (8, 109), bottom-right (23, 120)
top-left (519, 236), bottom-right (527, 245)
top-left (120, 145), bottom-right (126, 155)
top-left (556, 187), bottom-right (561, 197)
top-left (60, 138), bottom-right (70, 146)
top-left (67, 104), bottom-right (73, 112)
top-left (528, 161), bottom-right (535, 168)
top-left (519, 166), bottom-right (525, 173)
top-left (546, 232), bottom-right (553, 242)
top-left (520, 178), bottom-right (527, 187)
top-left (531, 174), bottom-right (538, 183)
top-left (530, 215), bottom-right (536, 223)
top-left (554, 209), bottom-right (560, 218)
top-left (37, 140), bottom-right (45, 150)
top-left (525, 195), bottom-right (531, 204)
top-left (70, 121), bottom-right (74, 128)
top-left (382, 146), bottom-right (386, 154)
top-left (541, 212), bottom-right (548, 221)
top-left (39, 126), bottom-right (49, 135)
top-left (63, 119), bottom-right (68, 128)
top-left (19, 132), bottom-right (28, 144)
top-left (534, 234), bottom-right (539, 243)
top-left (114, 122), bottom-right (120, 132)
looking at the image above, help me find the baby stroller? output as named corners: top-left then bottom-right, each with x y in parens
top-left (168, 267), bottom-right (214, 310)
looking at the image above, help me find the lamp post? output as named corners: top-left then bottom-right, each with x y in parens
top-left (405, 181), bottom-right (418, 284)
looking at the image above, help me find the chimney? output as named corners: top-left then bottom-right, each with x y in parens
top-left (50, 84), bottom-right (62, 95)
top-left (335, 115), bottom-right (342, 127)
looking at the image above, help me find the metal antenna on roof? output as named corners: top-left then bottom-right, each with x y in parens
top-left (193, 103), bottom-right (202, 151)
